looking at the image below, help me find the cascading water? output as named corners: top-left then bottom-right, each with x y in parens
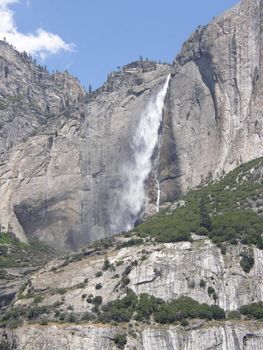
top-left (156, 180), bottom-right (160, 213)
top-left (110, 74), bottom-right (170, 233)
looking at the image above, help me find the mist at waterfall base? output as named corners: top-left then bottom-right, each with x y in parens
top-left (110, 75), bottom-right (170, 233)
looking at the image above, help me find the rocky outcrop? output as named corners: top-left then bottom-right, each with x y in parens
top-left (12, 237), bottom-right (263, 313)
top-left (0, 41), bottom-right (84, 153)
top-left (2, 321), bottom-right (263, 349)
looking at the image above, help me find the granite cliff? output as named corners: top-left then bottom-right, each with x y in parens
top-left (0, 0), bottom-right (263, 348)
top-left (0, 0), bottom-right (262, 250)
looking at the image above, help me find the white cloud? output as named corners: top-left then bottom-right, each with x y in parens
top-left (0, 0), bottom-right (74, 59)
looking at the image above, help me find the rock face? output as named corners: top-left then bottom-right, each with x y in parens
top-left (13, 238), bottom-right (263, 314)
top-left (0, 0), bottom-right (262, 250)
top-left (0, 41), bottom-right (84, 154)
top-left (0, 56), bottom-right (170, 248)
top-left (2, 235), bottom-right (263, 349)
top-left (2, 322), bottom-right (263, 350)
top-left (160, 0), bottom-right (263, 202)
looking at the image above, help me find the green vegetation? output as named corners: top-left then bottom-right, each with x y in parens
top-left (240, 249), bottom-right (254, 273)
top-left (39, 318), bottom-right (48, 326)
top-left (0, 340), bottom-right (11, 350)
top-left (86, 295), bottom-right (103, 306)
top-left (102, 258), bottom-right (111, 271)
top-left (239, 302), bottom-right (263, 319)
top-left (95, 283), bottom-right (102, 290)
top-left (102, 258), bottom-right (115, 271)
top-left (227, 310), bottom-right (241, 320)
top-left (113, 334), bottom-right (127, 349)
top-left (134, 157), bottom-right (263, 248)
top-left (50, 288), bottom-right (67, 295)
top-left (1, 304), bottom-right (51, 326)
top-left (118, 238), bottom-right (144, 248)
top-left (207, 286), bottom-right (215, 296)
top-left (0, 231), bottom-right (56, 269)
top-left (91, 237), bottom-right (115, 251)
top-left (199, 196), bottom-right (212, 231)
top-left (199, 279), bottom-right (206, 288)
top-left (99, 291), bottom-right (225, 324)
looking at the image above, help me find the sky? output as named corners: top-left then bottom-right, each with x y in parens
top-left (0, 0), bottom-right (239, 90)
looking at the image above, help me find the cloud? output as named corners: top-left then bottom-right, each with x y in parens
top-left (0, 0), bottom-right (74, 59)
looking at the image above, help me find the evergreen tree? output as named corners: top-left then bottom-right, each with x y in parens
top-left (199, 196), bottom-right (212, 231)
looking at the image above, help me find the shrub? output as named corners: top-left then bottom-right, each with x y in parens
top-left (154, 297), bottom-right (225, 323)
top-left (0, 270), bottom-right (8, 279)
top-left (195, 227), bottom-right (208, 236)
top-left (33, 294), bottom-right (43, 304)
top-left (199, 279), bottom-right (206, 288)
top-left (210, 305), bottom-right (225, 320)
top-left (0, 340), bottom-right (11, 350)
top-left (220, 245), bottom-right (227, 255)
top-left (93, 296), bottom-right (103, 306)
top-left (121, 276), bottom-right (130, 287)
top-left (39, 318), bottom-right (48, 325)
top-left (95, 271), bottom-right (103, 277)
top-left (102, 258), bottom-right (111, 271)
top-left (0, 245), bottom-right (8, 255)
top-left (240, 250), bottom-right (254, 273)
top-left (120, 238), bottom-right (143, 248)
top-left (58, 313), bottom-right (65, 321)
top-left (116, 260), bottom-right (124, 266)
top-left (81, 312), bottom-right (94, 321)
top-left (240, 302), bottom-right (263, 319)
top-left (95, 283), bottom-right (102, 290)
top-left (99, 293), bottom-right (225, 325)
top-left (53, 301), bottom-right (63, 308)
top-left (212, 292), bottom-right (218, 301)
top-left (227, 310), bottom-right (241, 320)
top-left (181, 319), bottom-right (189, 327)
top-left (52, 288), bottom-right (67, 295)
top-left (86, 294), bottom-right (94, 303)
top-left (207, 286), bottom-right (215, 296)
top-left (99, 292), bottom-right (137, 323)
top-left (113, 333), bottom-right (127, 349)
top-left (27, 306), bottom-right (50, 320)
top-left (134, 293), bottom-right (163, 322)
top-left (65, 313), bottom-right (76, 323)
top-left (199, 196), bottom-right (212, 231)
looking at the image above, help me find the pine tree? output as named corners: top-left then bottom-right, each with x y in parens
top-left (199, 196), bottom-right (212, 231)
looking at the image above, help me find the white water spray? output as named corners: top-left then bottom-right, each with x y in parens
top-left (110, 75), bottom-right (170, 232)
top-left (156, 180), bottom-right (160, 213)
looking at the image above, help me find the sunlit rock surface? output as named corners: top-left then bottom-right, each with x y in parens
top-left (0, 0), bottom-right (262, 251)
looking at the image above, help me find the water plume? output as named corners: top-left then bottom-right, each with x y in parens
top-left (110, 74), bottom-right (170, 232)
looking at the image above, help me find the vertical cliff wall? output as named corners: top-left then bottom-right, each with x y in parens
top-left (0, 54), bottom-right (171, 248)
top-left (157, 0), bottom-right (263, 208)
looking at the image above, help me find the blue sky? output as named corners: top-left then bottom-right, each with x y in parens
top-left (1, 0), bottom-right (239, 89)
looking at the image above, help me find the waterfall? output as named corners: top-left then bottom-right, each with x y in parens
top-left (110, 74), bottom-right (170, 232)
top-left (156, 180), bottom-right (160, 213)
